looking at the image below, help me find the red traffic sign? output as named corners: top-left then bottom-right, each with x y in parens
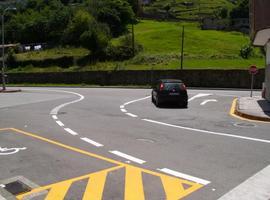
top-left (249, 65), bottom-right (258, 75)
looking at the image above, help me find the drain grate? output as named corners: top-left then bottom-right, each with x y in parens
top-left (4, 180), bottom-right (32, 195)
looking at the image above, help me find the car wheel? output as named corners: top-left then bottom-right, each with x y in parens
top-left (182, 102), bottom-right (188, 108)
top-left (155, 97), bottom-right (160, 107)
top-left (151, 95), bottom-right (154, 103)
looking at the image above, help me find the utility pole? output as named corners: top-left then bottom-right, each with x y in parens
top-left (1, 7), bottom-right (16, 91)
top-left (180, 26), bottom-right (185, 70)
top-left (132, 23), bottom-right (135, 57)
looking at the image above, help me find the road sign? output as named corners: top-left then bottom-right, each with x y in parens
top-left (249, 66), bottom-right (258, 97)
top-left (249, 65), bottom-right (258, 75)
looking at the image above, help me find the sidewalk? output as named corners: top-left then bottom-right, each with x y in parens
top-left (234, 96), bottom-right (270, 122)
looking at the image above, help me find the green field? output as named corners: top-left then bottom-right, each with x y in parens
top-left (11, 20), bottom-right (265, 72)
top-left (111, 20), bottom-right (264, 70)
top-left (143, 0), bottom-right (235, 20)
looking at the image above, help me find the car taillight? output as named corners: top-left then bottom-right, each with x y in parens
top-left (160, 83), bottom-right (164, 91)
top-left (180, 83), bottom-right (186, 91)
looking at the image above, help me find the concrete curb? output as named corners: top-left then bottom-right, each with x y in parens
top-left (0, 89), bottom-right (21, 93)
top-left (232, 98), bottom-right (270, 122)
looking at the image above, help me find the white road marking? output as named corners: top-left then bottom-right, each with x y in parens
top-left (52, 115), bottom-right (58, 120)
top-left (124, 96), bottom-right (151, 106)
top-left (121, 109), bottom-right (127, 113)
top-left (0, 146), bottom-right (27, 155)
top-left (188, 93), bottom-right (212, 102)
top-left (109, 150), bottom-right (146, 164)
top-left (200, 99), bottom-right (217, 105)
top-left (126, 113), bottom-right (138, 118)
top-left (142, 119), bottom-right (270, 144)
top-left (81, 137), bottom-right (104, 147)
top-left (56, 121), bottom-right (64, 127)
top-left (50, 90), bottom-right (84, 115)
top-left (64, 128), bottom-right (78, 136)
top-left (218, 165), bottom-right (270, 200)
top-left (158, 168), bottom-right (210, 185)
top-left (120, 105), bottom-right (125, 109)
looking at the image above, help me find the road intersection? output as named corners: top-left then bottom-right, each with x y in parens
top-left (0, 88), bottom-right (269, 199)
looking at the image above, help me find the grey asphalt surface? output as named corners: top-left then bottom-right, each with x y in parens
top-left (0, 87), bottom-right (269, 199)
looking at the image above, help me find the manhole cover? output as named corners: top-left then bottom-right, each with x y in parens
top-left (234, 123), bottom-right (257, 128)
top-left (3, 180), bottom-right (31, 195)
top-left (136, 138), bottom-right (155, 143)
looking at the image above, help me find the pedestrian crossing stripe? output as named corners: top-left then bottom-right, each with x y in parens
top-left (16, 165), bottom-right (203, 200)
top-left (0, 128), bottom-right (207, 200)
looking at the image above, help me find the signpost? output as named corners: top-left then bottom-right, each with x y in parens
top-left (249, 65), bottom-right (258, 97)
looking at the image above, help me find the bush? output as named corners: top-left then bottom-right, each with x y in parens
top-left (240, 44), bottom-right (253, 59)
top-left (105, 34), bottom-right (143, 61)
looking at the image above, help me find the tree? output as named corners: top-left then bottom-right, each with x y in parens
top-left (230, 0), bottom-right (249, 19)
top-left (87, 0), bottom-right (134, 37)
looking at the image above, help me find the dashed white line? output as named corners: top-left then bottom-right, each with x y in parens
top-left (158, 168), bottom-right (210, 185)
top-left (64, 128), bottom-right (78, 136)
top-left (81, 137), bottom-right (104, 147)
top-left (56, 121), bottom-right (64, 127)
top-left (126, 113), bottom-right (138, 118)
top-left (52, 115), bottom-right (58, 120)
top-left (109, 150), bottom-right (146, 164)
top-left (200, 99), bottom-right (217, 105)
top-left (142, 119), bottom-right (270, 144)
top-left (121, 109), bottom-right (127, 113)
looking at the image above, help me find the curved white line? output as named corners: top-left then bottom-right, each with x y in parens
top-left (142, 119), bottom-right (270, 144)
top-left (188, 93), bottom-right (212, 102)
top-left (50, 90), bottom-right (84, 115)
top-left (124, 96), bottom-right (151, 106)
top-left (200, 99), bottom-right (217, 105)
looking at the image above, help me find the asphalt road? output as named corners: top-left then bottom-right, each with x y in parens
top-left (0, 87), bottom-right (269, 200)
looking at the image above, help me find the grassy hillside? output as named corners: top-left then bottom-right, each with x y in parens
top-left (143, 0), bottom-right (235, 20)
top-left (10, 20), bottom-right (264, 72)
top-left (109, 20), bottom-right (264, 70)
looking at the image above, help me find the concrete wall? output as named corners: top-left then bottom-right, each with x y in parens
top-left (7, 69), bottom-right (265, 89)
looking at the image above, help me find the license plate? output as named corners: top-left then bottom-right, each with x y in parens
top-left (169, 93), bottom-right (179, 96)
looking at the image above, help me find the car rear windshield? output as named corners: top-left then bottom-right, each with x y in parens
top-left (164, 82), bottom-right (182, 91)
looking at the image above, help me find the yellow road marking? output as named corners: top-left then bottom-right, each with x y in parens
top-left (0, 128), bottom-right (12, 131)
top-left (230, 98), bottom-right (270, 123)
top-left (17, 166), bottom-right (123, 200)
top-left (125, 166), bottom-right (145, 200)
top-left (45, 180), bottom-right (72, 200)
top-left (161, 175), bottom-right (203, 199)
top-left (83, 168), bottom-right (108, 200)
top-left (0, 128), bottom-right (206, 199)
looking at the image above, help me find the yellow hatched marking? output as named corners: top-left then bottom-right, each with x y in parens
top-left (125, 166), bottom-right (145, 200)
top-left (16, 166), bottom-right (123, 200)
top-left (0, 128), bottom-right (207, 200)
top-left (161, 175), bottom-right (203, 200)
top-left (83, 170), bottom-right (108, 200)
top-left (45, 181), bottom-right (72, 200)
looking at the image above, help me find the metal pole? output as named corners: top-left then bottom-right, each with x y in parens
top-left (132, 23), bottom-right (135, 57)
top-left (250, 74), bottom-right (254, 97)
top-left (180, 26), bottom-right (185, 70)
top-left (1, 13), bottom-right (6, 90)
top-left (1, 7), bottom-right (16, 91)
